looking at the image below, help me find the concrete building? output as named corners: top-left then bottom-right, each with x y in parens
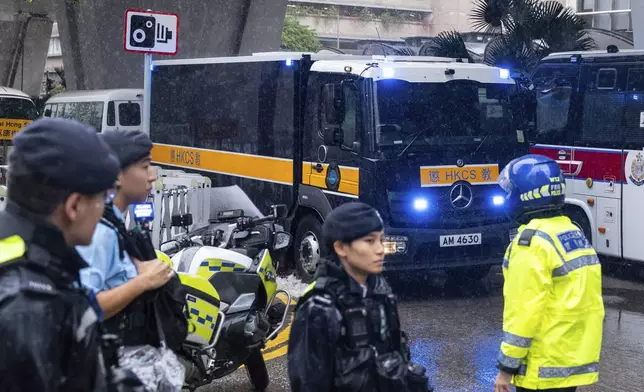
top-left (285, 0), bottom-right (632, 50)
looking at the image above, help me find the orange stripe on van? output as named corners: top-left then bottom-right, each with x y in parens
top-left (152, 143), bottom-right (360, 196)
top-left (151, 143), bottom-right (293, 184)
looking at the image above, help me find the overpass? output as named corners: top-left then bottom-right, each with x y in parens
top-left (0, 0), bottom-right (288, 97)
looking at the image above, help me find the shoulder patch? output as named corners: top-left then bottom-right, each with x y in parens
top-left (0, 235), bottom-right (26, 265)
top-left (518, 229), bottom-right (536, 247)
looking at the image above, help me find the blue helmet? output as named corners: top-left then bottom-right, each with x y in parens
top-left (498, 154), bottom-right (566, 219)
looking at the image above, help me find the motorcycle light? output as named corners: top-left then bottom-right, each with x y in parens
top-left (492, 196), bottom-right (505, 206)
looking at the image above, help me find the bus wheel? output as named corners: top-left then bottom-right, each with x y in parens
top-left (566, 207), bottom-right (592, 245)
top-left (294, 215), bottom-right (323, 283)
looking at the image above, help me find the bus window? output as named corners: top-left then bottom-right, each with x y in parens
top-left (0, 97), bottom-right (37, 120)
top-left (118, 102), bottom-right (141, 126)
top-left (627, 68), bottom-right (644, 91)
top-left (61, 101), bottom-right (104, 131)
top-left (596, 68), bottom-right (617, 90)
top-left (581, 66), bottom-right (625, 146)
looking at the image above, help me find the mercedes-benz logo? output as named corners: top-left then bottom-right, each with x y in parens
top-left (450, 182), bottom-right (473, 209)
top-left (457, 159), bottom-right (464, 167)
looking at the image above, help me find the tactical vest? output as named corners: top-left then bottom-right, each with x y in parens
top-left (297, 275), bottom-right (430, 392)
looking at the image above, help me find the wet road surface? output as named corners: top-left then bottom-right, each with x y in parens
top-left (202, 264), bottom-right (644, 392)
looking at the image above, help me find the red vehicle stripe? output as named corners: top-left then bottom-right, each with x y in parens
top-left (530, 145), bottom-right (625, 183)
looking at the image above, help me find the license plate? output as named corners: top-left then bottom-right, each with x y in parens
top-left (439, 233), bottom-right (482, 247)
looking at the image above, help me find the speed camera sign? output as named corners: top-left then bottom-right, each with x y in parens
top-left (124, 9), bottom-right (179, 55)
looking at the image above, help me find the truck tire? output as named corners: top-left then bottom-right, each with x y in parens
top-left (293, 214), bottom-right (324, 283)
top-left (245, 348), bottom-right (269, 391)
top-left (446, 265), bottom-right (492, 284)
top-left (565, 207), bottom-right (592, 245)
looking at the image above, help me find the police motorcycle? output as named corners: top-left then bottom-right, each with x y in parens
top-left (157, 203), bottom-right (293, 391)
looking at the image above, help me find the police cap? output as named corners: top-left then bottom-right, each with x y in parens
top-left (100, 129), bottom-right (153, 169)
top-left (9, 117), bottom-right (120, 194)
top-left (323, 202), bottom-right (384, 253)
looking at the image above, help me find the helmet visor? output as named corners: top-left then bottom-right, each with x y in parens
top-left (498, 164), bottom-right (513, 195)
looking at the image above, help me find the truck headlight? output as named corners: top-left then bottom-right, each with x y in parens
top-left (383, 235), bottom-right (408, 255)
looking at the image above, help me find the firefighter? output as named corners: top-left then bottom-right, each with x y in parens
top-left (493, 154), bottom-right (604, 392)
top-left (0, 118), bottom-right (120, 391)
top-left (287, 202), bottom-right (431, 392)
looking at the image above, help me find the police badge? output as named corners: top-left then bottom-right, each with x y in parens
top-left (629, 152), bottom-right (644, 186)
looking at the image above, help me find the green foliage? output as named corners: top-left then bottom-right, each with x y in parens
top-left (281, 16), bottom-right (322, 52)
top-left (432, 0), bottom-right (595, 74)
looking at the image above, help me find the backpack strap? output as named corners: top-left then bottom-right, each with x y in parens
top-left (99, 203), bottom-right (127, 260)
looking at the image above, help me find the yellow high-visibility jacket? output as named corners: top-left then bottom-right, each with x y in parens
top-left (498, 215), bottom-right (604, 390)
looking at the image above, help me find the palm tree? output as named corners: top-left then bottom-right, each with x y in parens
top-left (425, 0), bottom-right (596, 75)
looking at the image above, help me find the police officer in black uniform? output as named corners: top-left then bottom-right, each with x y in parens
top-left (0, 118), bottom-right (120, 391)
top-left (287, 202), bottom-right (431, 392)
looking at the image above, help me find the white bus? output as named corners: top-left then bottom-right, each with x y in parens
top-left (43, 89), bottom-right (143, 132)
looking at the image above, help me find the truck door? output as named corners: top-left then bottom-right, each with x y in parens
top-left (621, 66), bottom-right (644, 262)
top-left (305, 73), bottom-right (360, 201)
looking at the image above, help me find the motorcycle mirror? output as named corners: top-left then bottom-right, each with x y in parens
top-left (273, 231), bottom-right (292, 251)
top-left (270, 204), bottom-right (288, 219)
top-left (171, 213), bottom-right (193, 228)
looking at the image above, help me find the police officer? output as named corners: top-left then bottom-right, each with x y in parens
top-left (494, 155), bottom-right (604, 392)
top-left (0, 118), bottom-right (120, 391)
top-left (288, 202), bottom-right (431, 392)
top-left (76, 129), bottom-right (188, 360)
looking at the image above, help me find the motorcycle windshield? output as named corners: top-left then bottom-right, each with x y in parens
top-left (209, 185), bottom-right (264, 220)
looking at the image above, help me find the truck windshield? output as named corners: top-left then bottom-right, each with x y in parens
top-left (0, 97), bottom-right (37, 120)
top-left (374, 80), bottom-right (515, 154)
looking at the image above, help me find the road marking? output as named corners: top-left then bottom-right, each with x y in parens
top-left (263, 344), bottom-right (288, 361)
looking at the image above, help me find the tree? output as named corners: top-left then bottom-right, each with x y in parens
top-left (281, 16), bottom-right (322, 52)
top-left (427, 0), bottom-right (595, 75)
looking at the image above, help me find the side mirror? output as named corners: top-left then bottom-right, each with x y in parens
top-left (271, 204), bottom-right (288, 219)
top-left (273, 231), bottom-right (292, 251)
top-left (321, 83), bottom-right (344, 126)
top-left (171, 213), bottom-right (193, 228)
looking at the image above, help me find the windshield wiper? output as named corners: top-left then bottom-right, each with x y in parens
top-left (472, 131), bottom-right (492, 155)
top-left (397, 126), bottom-right (430, 157)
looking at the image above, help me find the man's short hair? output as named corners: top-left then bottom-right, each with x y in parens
top-left (7, 155), bottom-right (72, 216)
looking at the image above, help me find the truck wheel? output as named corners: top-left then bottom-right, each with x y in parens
top-left (293, 214), bottom-right (324, 283)
top-left (446, 265), bottom-right (492, 284)
top-left (245, 348), bottom-right (269, 391)
top-left (565, 207), bottom-right (592, 245)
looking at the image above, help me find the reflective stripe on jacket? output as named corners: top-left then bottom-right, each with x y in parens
top-left (499, 215), bottom-right (604, 390)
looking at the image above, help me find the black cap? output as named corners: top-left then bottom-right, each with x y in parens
top-left (100, 129), bottom-right (153, 169)
top-left (322, 202), bottom-right (384, 253)
top-left (10, 117), bottom-right (120, 194)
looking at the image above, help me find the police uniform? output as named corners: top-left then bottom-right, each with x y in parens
top-left (287, 203), bottom-right (430, 392)
top-left (496, 155), bottom-right (604, 391)
top-left (0, 118), bottom-right (120, 391)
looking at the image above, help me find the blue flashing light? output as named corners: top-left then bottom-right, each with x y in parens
top-left (382, 67), bottom-right (395, 78)
top-left (634, 94), bottom-right (640, 101)
top-left (285, 58), bottom-right (293, 66)
top-left (413, 198), bottom-right (429, 211)
top-left (499, 68), bottom-right (510, 79)
top-left (492, 196), bottom-right (505, 206)
top-left (150, 63), bottom-right (155, 71)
